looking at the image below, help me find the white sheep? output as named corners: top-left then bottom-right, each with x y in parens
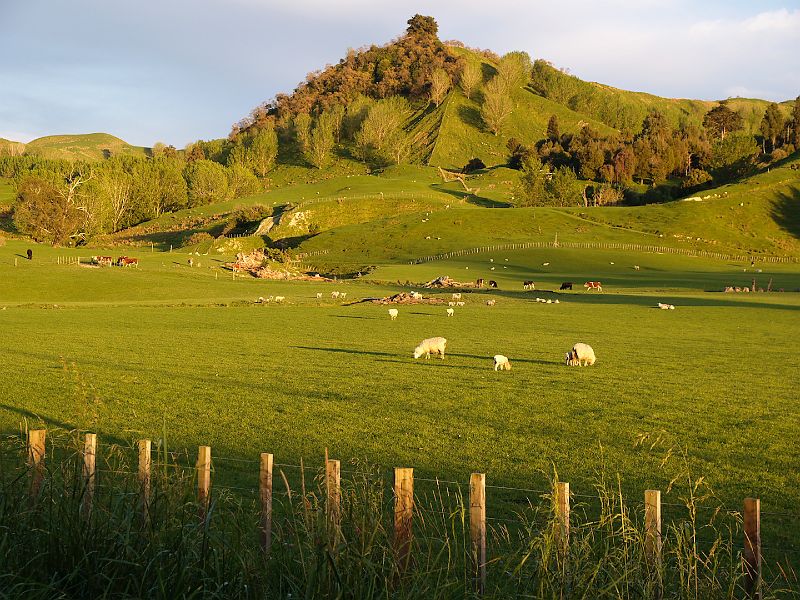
top-left (448, 301), bottom-right (456, 307)
top-left (452, 293), bottom-right (462, 300)
top-left (657, 302), bottom-right (675, 310)
top-left (340, 292), bottom-right (347, 299)
top-left (634, 265), bottom-right (640, 271)
top-left (316, 293), bottom-right (323, 299)
top-left (566, 343), bottom-right (596, 366)
top-left (413, 337), bottom-right (447, 360)
top-left (331, 291), bottom-right (340, 299)
top-left (446, 308), bottom-right (454, 317)
top-left (486, 299), bottom-right (496, 306)
top-left (388, 308), bottom-right (399, 321)
top-left (456, 301), bottom-right (465, 307)
top-left (493, 355), bottom-right (511, 371)
top-left (274, 296), bottom-right (285, 303)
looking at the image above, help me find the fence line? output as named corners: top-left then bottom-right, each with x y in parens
top-left (411, 241), bottom-right (800, 265)
top-left (16, 428), bottom-right (798, 597)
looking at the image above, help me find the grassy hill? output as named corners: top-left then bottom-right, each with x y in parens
top-left (529, 59), bottom-right (793, 133)
top-left (23, 133), bottom-right (149, 161)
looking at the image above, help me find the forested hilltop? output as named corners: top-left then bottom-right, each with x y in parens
top-left (1, 14), bottom-right (798, 246)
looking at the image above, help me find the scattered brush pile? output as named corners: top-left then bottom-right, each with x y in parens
top-left (423, 275), bottom-right (480, 289)
top-left (370, 292), bottom-right (443, 305)
top-left (228, 249), bottom-right (331, 281)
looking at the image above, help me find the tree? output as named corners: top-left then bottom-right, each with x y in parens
top-left (355, 97), bottom-right (411, 165)
top-left (792, 95), bottom-right (800, 147)
top-left (94, 159), bottom-right (133, 232)
top-left (185, 143), bottom-right (205, 162)
top-left (151, 142), bottom-right (167, 158)
top-left (13, 172), bottom-right (88, 245)
top-left (184, 160), bottom-right (229, 206)
top-left (496, 51), bottom-right (532, 92)
top-left (545, 166), bottom-right (579, 206)
top-left (703, 101), bottom-right (743, 142)
top-left (480, 77), bottom-right (513, 135)
top-left (429, 68), bottom-right (451, 107)
top-left (226, 164), bottom-right (261, 198)
top-left (517, 154), bottom-right (547, 206)
top-left (406, 14), bottom-right (438, 38)
top-left (305, 112), bottom-right (336, 169)
top-left (546, 115), bottom-right (560, 141)
top-left (760, 102), bottom-right (783, 152)
top-left (294, 113), bottom-right (312, 152)
top-left (248, 126), bottom-right (279, 176)
top-left (459, 61), bottom-right (482, 100)
top-left (709, 133), bottom-right (758, 180)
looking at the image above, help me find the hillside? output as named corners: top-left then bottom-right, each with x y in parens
top-left (23, 133), bottom-right (149, 161)
top-left (529, 60), bottom-right (793, 134)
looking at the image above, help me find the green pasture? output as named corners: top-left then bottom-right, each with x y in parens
top-left (2, 238), bottom-right (799, 557)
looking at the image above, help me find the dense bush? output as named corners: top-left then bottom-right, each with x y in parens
top-left (182, 231), bottom-right (214, 247)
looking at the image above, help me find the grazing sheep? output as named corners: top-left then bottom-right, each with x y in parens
top-left (413, 337), bottom-right (447, 360)
top-left (566, 343), bottom-right (596, 366)
top-left (410, 291), bottom-right (422, 300)
top-left (456, 301), bottom-right (465, 307)
top-left (452, 293), bottom-right (462, 300)
top-left (448, 301), bottom-right (456, 307)
top-left (331, 291), bottom-right (340, 299)
top-left (490, 267), bottom-right (496, 271)
top-left (446, 308), bottom-right (454, 317)
top-left (657, 302), bottom-right (676, 310)
top-left (316, 292), bottom-right (323, 299)
top-left (340, 292), bottom-right (347, 299)
top-left (493, 355), bottom-right (511, 371)
top-left (542, 262), bottom-right (550, 266)
top-left (274, 296), bottom-right (285, 303)
top-left (257, 296), bottom-right (265, 303)
top-left (634, 265), bottom-right (640, 271)
top-left (388, 308), bottom-right (399, 321)
top-left (486, 299), bottom-right (496, 306)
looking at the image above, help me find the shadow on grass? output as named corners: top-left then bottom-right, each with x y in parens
top-left (771, 186), bottom-right (800, 240)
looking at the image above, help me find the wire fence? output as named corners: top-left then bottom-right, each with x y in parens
top-left (412, 241), bottom-right (800, 264)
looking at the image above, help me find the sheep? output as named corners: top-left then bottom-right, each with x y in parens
top-left (316, 293), bottom-right (323, 299)
top-left (274, 296), bottom-right (285, 303)
top-left (340, 292), bottom-right (347, 299)
top-left (452, 293), bottom-right (462, 300)
top-left (634, 265), bottom-right (640, 271)
top-left (490, 266), bottom-right (496, 271)
top-left (456, 301), bottom-right (465, 307)
top-left (657, 302), bottom-right (674, 310)
top-left (566, 343), bottom-right (596, 366)
top-left (486, 299), bottom-right (496, 306)
top-left (413, 337), bottom-right (447, 360)
top-left (446, 308), bottom-right (454, 317)
top-left (493, 355), bottom-right (511, 371)
top-left (388, 308), bottom-right (399, 321)
top-left (448, 301), bottom-right (456, 307)
top-left (331, 291), bottom-right (340, 299)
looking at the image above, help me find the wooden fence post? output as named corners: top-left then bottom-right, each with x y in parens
top-left (197, 446), bottom-right (211, 520)
top-left (555, 481), bottom-right (570, 555)
top-left (259, 453), bottom-right (273, 554)
top-left (27, 429), bottom-right (46, 502)
top-left (138, 439), bottom-right (151, 524)
top-left (470, 473), bottom-right (486, 595)
top-left (644, 490), bottom-right (662, 565)
top-left (326, 459), bottom-right (341, 532)
top-left (744, 498), bottom-right (761, 600)
top-left (81, 433), bottom-right (97, 519)
top-left (394, 467), bottom-right (414, 572)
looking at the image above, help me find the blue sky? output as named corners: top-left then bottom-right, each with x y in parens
top-left (1, 0), bottom-right (798, 148)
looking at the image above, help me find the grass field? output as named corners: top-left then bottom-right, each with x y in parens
top-left (2, 238), bottom-right (799, 560)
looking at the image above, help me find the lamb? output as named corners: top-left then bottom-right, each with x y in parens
top-left (413, 337), bottom-right (447, 360)
top-left (331, 291), bottom-right (340, 299)
top-left (448, 301), bottom-right (456, 307)
top-left (316, 293), bottom-right (323, 299)
top-left (340, 292), bottom-right (347, 299)
top-left (388, 308), bottom-right (399, 321)
top-left (274, 296), bottom-right (285, 303)
top-left (452, 293), bottom-right (462, 300)
top-left (446, 308), bottom-right (454, 317)
top-left (486, 299), bottom-right (496, 306)
top-left (657, 302), bottom-right (675, 310)
top-left (493, 355), bottom-right (511, 371)
top-left (565, 343), bottom-right (596, 366)
top-left (456, 301), bottom-right (465, 307)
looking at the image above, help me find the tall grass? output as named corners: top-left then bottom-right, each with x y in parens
top-left (0, 432), bottom-right (797, 599)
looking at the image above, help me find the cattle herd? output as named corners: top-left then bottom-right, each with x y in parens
top-left (91, 256), bottom-right (139, 267)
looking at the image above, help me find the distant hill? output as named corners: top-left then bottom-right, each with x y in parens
top-left (22, 133), bottom-right (149, 161)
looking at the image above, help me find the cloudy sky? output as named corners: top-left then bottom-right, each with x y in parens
top-left (1, 0), bottom-right (798, 147)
